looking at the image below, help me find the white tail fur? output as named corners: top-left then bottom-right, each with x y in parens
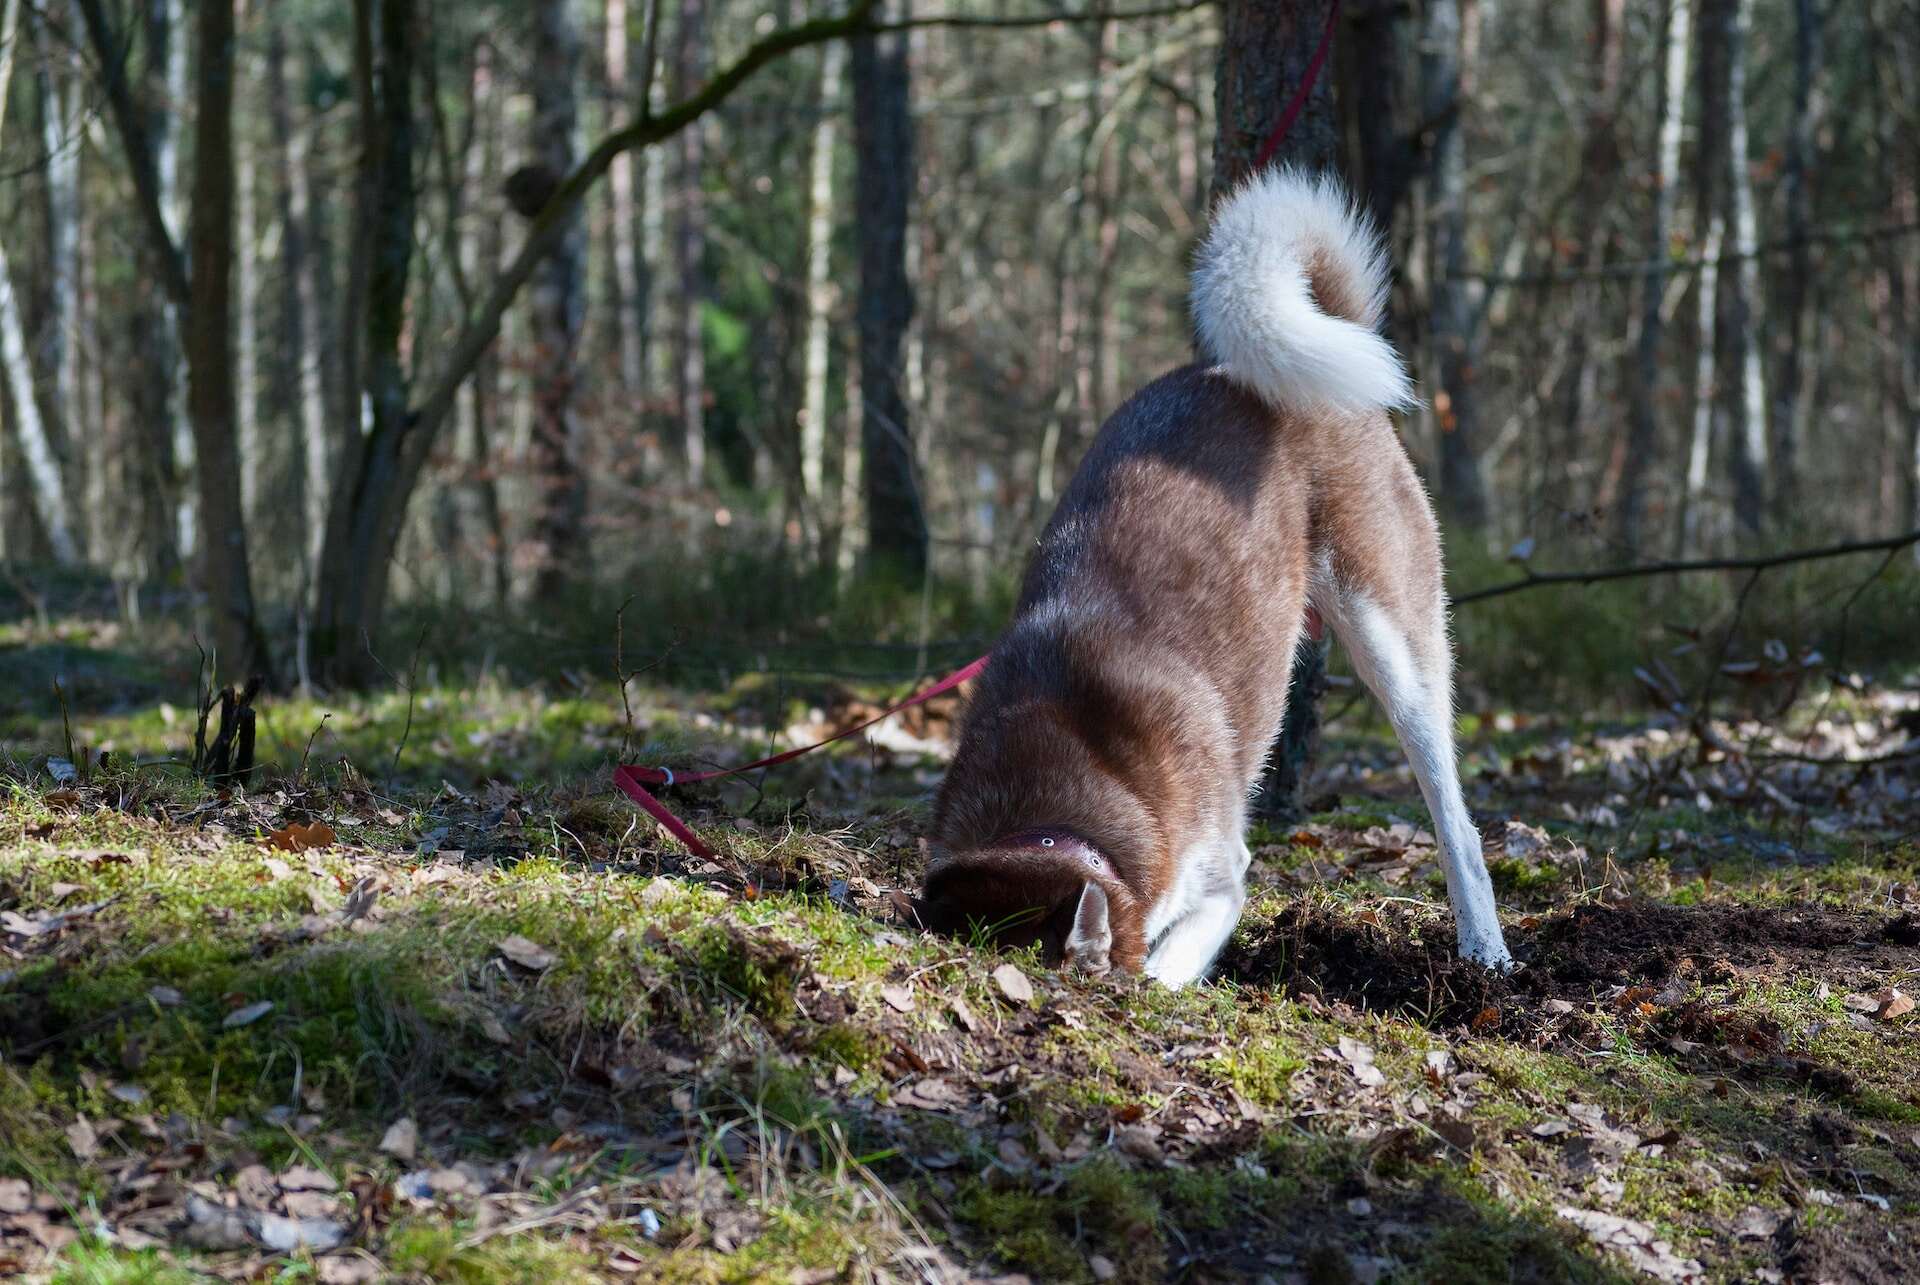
top-left (1191, 168), bottom-right (1413, 414)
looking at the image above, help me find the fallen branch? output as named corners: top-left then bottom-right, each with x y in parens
top-left (1450, 529), bottom-right (1920, 607)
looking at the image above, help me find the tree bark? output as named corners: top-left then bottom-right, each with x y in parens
top-left (235, 0), bottom-right (261, 523)
top-left (1772, 0), bottom-right (1821, 522)
top-left (1212, 0), bottom-right (1339, 824)
top-left (312, 0), bottom-right (416, 685)
top-left (851, 0), bottom-right (926, 581)
top-left (1681, 0), bottom-right (1729, 554)
top-left (187, 0), bottom-right (274, 680)
top-left (1615, 0), bottom-right (1691, 553)
top-left (267, 14), bottom-right (330, 585)
top-left (800, 35), bottom-right (846, 553)
top-left (527, 0), bottom-right (586, 601)
top-left (1716, 0), bottom-right (1767, 535)
top-left (606, 0), bottom-right (646, 404)
top-left (1422, 0), bottom-right (1488, 528)
top-left (674, 0), bottom-right (708, 486)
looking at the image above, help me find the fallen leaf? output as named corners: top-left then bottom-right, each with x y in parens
top-left (1089, 1253), bottom-right (1118, 1281)
top-left (497, 935), bottom-right (556, 971)
top-left (66, 1116), bottom-right (99, 1159)
top-left (1875, 988), bottom-right (1914, 1020)
top-left (280, 1165), bottom-right (338, 1192)
top-left (255, 1211), bottom-right (347, 1253)
top-left (1470, 1005), bottom-right (1502, 1033)
top-left (1532, 1120), bottom-right (1573, 1139)
top-left (1558, 1207), bottom-right (1704, 1282)
top-left (0, 1178), bottom-right (29, 1213)
top-left (224, 1000), bottom-right (275, 1029)
top-left (379, 1116), bottom-right (419, 1162)
top-left (950, 997), bottom-right (980, 1032)
top-left (992, 964), bottom-right (1034, 1005)
top-left (268, 821), bottom-right (337, 853)
top-left (880, 984), bottom-right (915, 1013)
top-left (1335, 1036), bottom-right (1387, 1088)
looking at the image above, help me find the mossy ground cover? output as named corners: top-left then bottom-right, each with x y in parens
top-left (2, 616), bottom-right (1916, 1282)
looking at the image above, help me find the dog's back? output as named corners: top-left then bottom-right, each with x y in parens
top-left (927, 169), bottom-right (1511, 983)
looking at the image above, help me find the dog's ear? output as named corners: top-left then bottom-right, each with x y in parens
top-left (1063, 881), bottom-right (1112, 975)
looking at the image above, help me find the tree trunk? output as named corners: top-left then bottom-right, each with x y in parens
top-left (674, 0), bottom-right (707, 486)
top-left (606, 0), bottom-right (646, 404)
top-left (1339, 0), bottom-right (1413, 234)
top-left (1771, 0), bottom-right (1821, 523)
top-left (161, 0), bottom-right (195, 560)
top-left (1615, 0), bottom-right (1691, 553)
top-left (1212, 0), bottom-right (1339, 825)
top-left (527, 0), bottom-right (586, 601)
top-left (1551, 0), bottom-right (1624, 517)
top-left (465, 37), bottom-right (511, 605)
top-left (1422, 0), bottom-right (1488, 529)
top-left (312, 0), bottom-right (416, 686)
top-left (850, 0), bottom-right (925, 581)
top-left (35, 7), bottom-right (85, 552)
top-left (267, 14), bottom-right (330, 585)
top-left (1716, 0), bottom-right (1767, 535)
top-left (0, 256), bottom-right (81, 562)
top-left (1680, 0), bottom-right (1729, 554)
top-left (187, 0), bottom-right (274, 680)
top-left (126, 0), bottom-right (184, 577)
top-left (800, 36), bottom-right (846, 553)
top-left (235, 0), bottom-right (261, 524)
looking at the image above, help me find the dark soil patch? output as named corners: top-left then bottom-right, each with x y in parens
top-left (1220, 899), bottom-right (1916, 1036)
top-left (1775, 1211), bottom-right (1920, 1285)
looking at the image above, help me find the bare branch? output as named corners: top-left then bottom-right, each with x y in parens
top-left (1450, 529), bottom-right (1920, 607)
top-left (71, 0), bottom-right (189, 306)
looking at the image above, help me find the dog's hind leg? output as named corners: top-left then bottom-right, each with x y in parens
top-left (1316, 581), bottom-right (1512, 970)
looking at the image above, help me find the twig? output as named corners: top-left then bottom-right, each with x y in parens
top-left (1450, 528), bottom-right (1920, 606)
top-left (874, 1), bottom-right (1211, 31)
top-left (297, 713), bottom-right (332, 788)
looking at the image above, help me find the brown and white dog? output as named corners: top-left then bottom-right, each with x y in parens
top-left (922, 169), bottom-right (1512, 986)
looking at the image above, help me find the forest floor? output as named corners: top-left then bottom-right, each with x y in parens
top-left (2, 614), bottom-right (1918, 1284)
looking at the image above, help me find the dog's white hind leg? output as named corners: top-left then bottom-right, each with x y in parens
top-left (1320, 590), bottom-right (1512, 970)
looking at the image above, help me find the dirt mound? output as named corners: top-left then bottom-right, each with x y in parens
top-left (1222, 899), bottom-right (1913, 1036)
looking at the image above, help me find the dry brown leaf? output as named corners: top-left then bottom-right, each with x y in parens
top-left (1875, 988), bottom-right (1914, 1020)
top-left (992, 964), bottom-right (1034, 1005)
top-left (879, 984), bottom-right (915, 1013)
top-left (1470, 1005), bottom-right (1502, 1033)
top-left (268, 821), bottom-right (338, 853)
top-left (496, 935), bottom-right (556, 971)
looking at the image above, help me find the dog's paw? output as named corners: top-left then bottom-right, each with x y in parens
top-left (1458, 934), bottom-right (1516, 975)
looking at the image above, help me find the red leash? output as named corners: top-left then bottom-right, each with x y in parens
top-left (615, 655), bottom-right (989, 859)
top-left (1252, 0), bottom-right (1342, 172)
top-left (616, 10), bottom-right (1339, 857)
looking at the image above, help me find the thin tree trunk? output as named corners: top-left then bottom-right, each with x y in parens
top-left (851, 0), bottom-right (925, 581)
top-left (527, 0), bottom-right (586, 601)
top-left (1212, 0), bottom-right (1339, 824)
top-left (187, 0), bottom-right (273, 679)
top-left (1616, 0), bottom-right (1691, 553)
top-left (267, 15), bottom-right (330, 584)
top-left (313, 0), bottom-right (416, 685)
top-left (674, 0), bottom-right (707, 486)
top-left (1717, 0), bottom-right (1766, 534)
top-left (126, 0), bottom-right (183, 576)
top-left (799, 36), bottom-right (845, 552)
top-left (1552, 0), bottom-right (1624, 516)
top-left (235, 0), bottom-right (261, 524)
top-left (162, 0), bottom-right (195, 559)
top-left (1680, 0), bottom-right (1729, 555)
top-left (606, 0), bottom-right (645, 402)
top-left (35, 7), bottom-right (84, 551)
top-left (465, 36), bottom-right (511, 605)
top-left (1772, 0), bottom-right (1821, 522)
top-left (1423, 0), bottom-right (1488, 528)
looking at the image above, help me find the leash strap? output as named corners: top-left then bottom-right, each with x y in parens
top-left (615, 654), bottom-right (990, 858)
top-left (1252, 0), bottom-right (1343, 172)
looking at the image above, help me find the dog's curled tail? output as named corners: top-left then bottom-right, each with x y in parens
top-left (1191, 168), bottom-right (1413, 415)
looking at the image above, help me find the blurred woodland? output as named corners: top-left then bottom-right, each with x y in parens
top-left (0, 0), bottom-right (1916, 696)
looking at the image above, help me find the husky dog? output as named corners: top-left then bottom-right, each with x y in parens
top-left (922, 169), bottom-right (1512, 986)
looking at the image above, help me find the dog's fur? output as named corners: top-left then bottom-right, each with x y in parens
top-left (923, 169), bottom-right (1512, 986)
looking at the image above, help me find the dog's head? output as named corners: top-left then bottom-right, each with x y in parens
top-left (919, 832), bottom-right (1145, 975)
